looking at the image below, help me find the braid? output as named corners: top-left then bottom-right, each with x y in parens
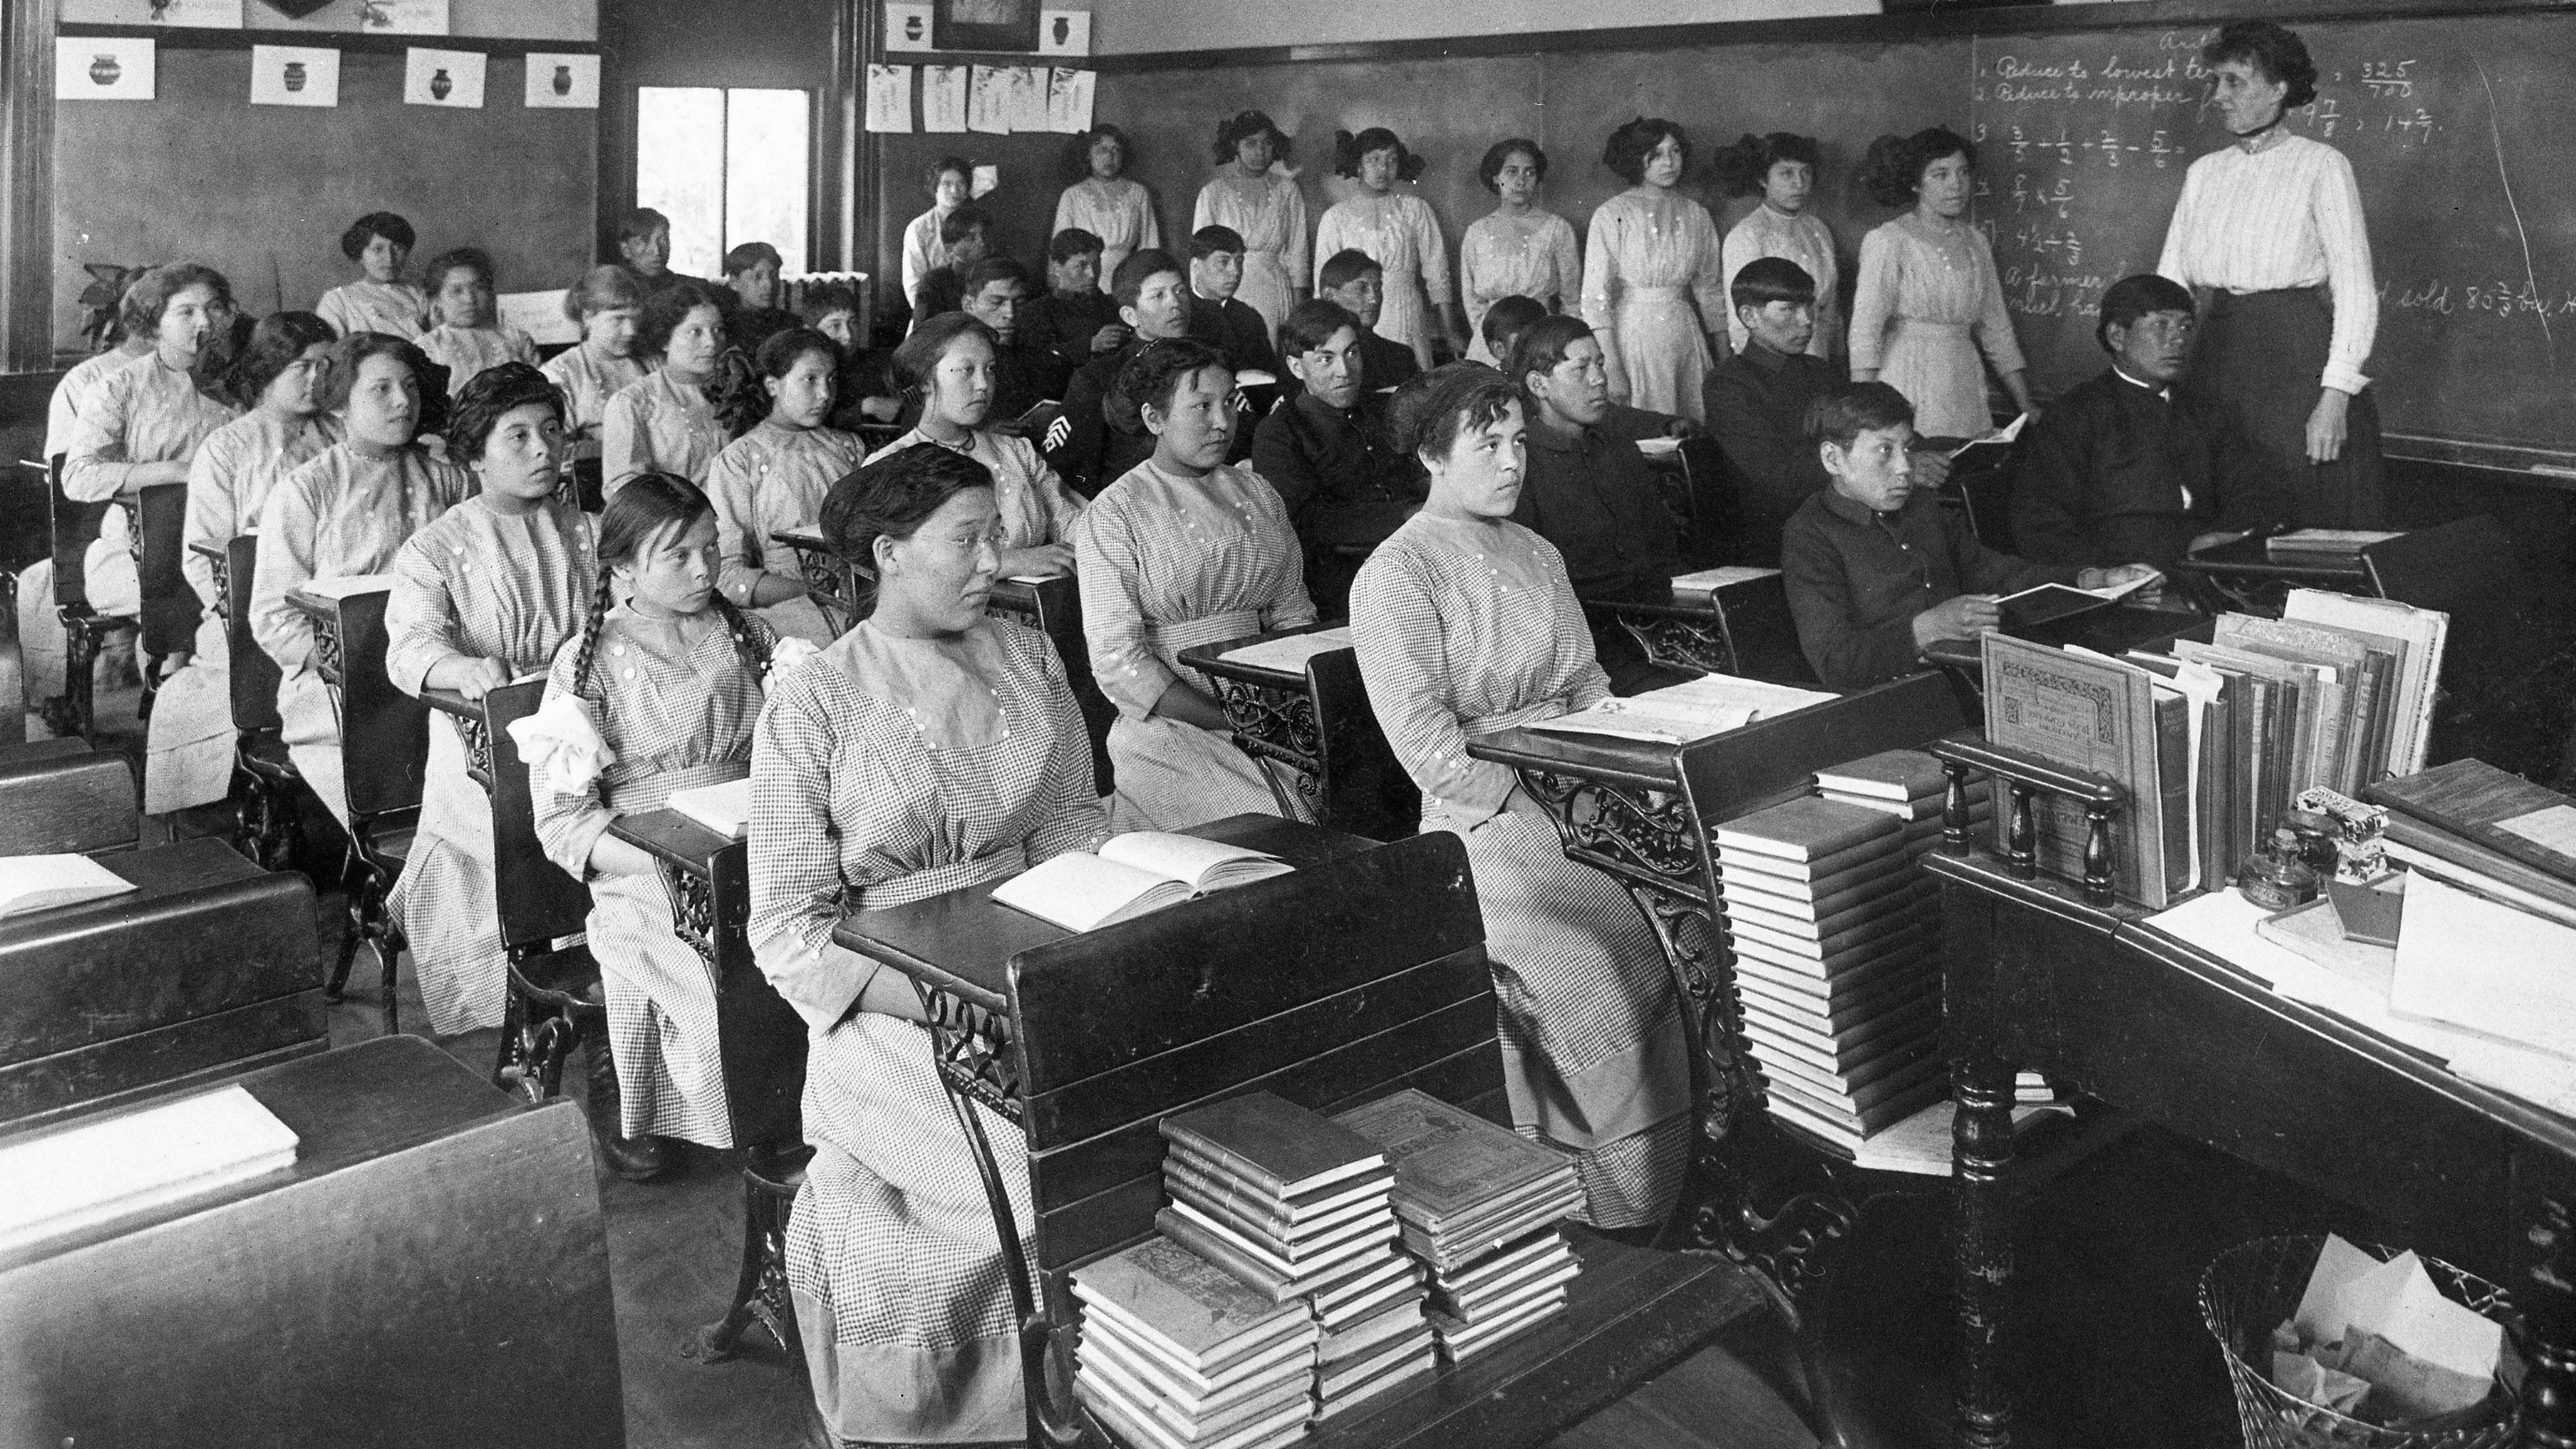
top-left (710, 346), bottom-right (765, 440)
top-left (708, 594), bottom-right (774, 683)
top-left (569, 570), bottom-right (617, 699)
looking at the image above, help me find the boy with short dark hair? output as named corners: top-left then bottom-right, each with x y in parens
top-left (909, 205), bottom-right (993, 325)
top-left (1781, 382), bottom-right (2156, 689)
top-left (1048, 247), bottom-right (1195, 495)
top-left (1184, 225), bottom-right (1281, 377)
top-left (1251, 298), bottom-right (1421, 612)
top-left (1022, 227), bottom-right (1128, 375)
top-left (1702, 257), bottom-right (1887, 565)
top-left (721, 240), bottom-right (799, 352)
top-left (954, 255), bottom-right (1071, 426)
top-left (1317, 249), bottom-right (1420, 393)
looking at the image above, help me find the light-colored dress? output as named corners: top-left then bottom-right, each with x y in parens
top-left (383, 493), bottom-right (598, 1037)
top-left (902, 206), bottom-right (959, 307)
top-left (602, 369), bottom-right (726, 495)
top-left (20, 346), bottom-right (147, 724)
top-left (1053, 177), bottom-right (1161, 293)
top-left (749, 617), bottom-right (1106, 1445)
top-left (536, 606), bottom-right (778, 1146)
top-left (708, 418), bottom-right (869, 646)
top-left (249, 439), bottom-right (470, 824)
top-left (866, 427), bottom-right (1084, 551)
top-left (1349, 512), bottom-right (1689, 1229)
top-left (1721, 204), bottom-right (1840, 360)
top-left (418, 323), bottom-right (540, 398)
top-left (63, 352), bottom-right (239, 504)
top-left (1072, 460), bottom-right (1316, 832)
top-left (1848, 213), bottom-right (2024, 441)
top-left (1582, 189), bottom-right (1727, 422)
top-left (317, 279), bottom-right (429, 341)
top-left (1193, 171), bottom-right (1310, 344)
top-left (1313, 191), bottom-right (1453, 364)
top-left (146, 409), bottom-right (336, 813)
top-left (1460, 210), bottom-right (1584, 365)
top-left (541, 346), bottom-right (650, 460)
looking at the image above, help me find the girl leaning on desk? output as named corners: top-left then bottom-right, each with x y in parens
top-left (1350, 365), bottom-right (1690, 1237)
top-left (747, 442), bottom-right (1108, 1444)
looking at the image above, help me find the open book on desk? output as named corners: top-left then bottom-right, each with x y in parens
top-left (0, 852), bottom-right (136, 920)
top-left (1996, 572), bottom-right (2157, 628)
top-left (1670, 565), bottom-right (1781, 595)
top-left (1945, 412), bottom-right (2028, 461)
top-left (993, 832), bottom-right (1295, 932)
top-left (665, 778), bottom-right (751, 839)
top-left (1219, 627), bottom-right (1353, 673)
top-left (1531, 673), bottom-right (1838, 744)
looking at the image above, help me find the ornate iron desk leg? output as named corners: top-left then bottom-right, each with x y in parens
top-left (1208, 677), bottom-right (1324, 815)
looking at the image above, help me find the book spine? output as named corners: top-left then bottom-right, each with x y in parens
top-left (1166, 1166), bottom-right (1302, 1242)
top-left (1158, 1122), bottom-right (1288, 1199)
top-left (2348, 649), bottom-right (2391, 789)
top-left (2153, 689), bottom-right (2192, 898)
top-left (1152, 1208), bottom-right (1298, 1302)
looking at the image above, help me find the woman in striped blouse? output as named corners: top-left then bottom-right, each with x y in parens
top-left (2157, 20), bottom-right (2384, 527)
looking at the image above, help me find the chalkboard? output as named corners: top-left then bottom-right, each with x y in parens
top-left (1971, 15), bottom-right (2576, 469)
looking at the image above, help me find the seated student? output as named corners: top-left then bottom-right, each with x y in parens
top-left (543, 265), bottom-right (650, 465)
top-left (383, 364), bottom-right (597, 1041)
top-left (748, 444), bottom-right (1107, 1444)
top-left (1250, 299), bottom-right (1422, 615)
top-left (801, 282), bottom-right (903, 431)
top-left (535, 473), bottom-right (791, 1181)
top-left (1316, 248), bottom-right (1420, 394)
top-left (416, 246), bottom-right (540, 399)
top-left (908, 206), bottom-right (992, 328)
top-left (1783, 381), bottom-right (2158, 689)
top-left (617, 206), bottom-right (717, 304)
top-left (869, 312), bottom-right (1083, 579)
top-left (705, 327), bottom-right (868, 645)
top-left (317, 211), bottom-right (428, 340)
top-left (1702, 256), bottom-right (1927, 566)
top-left (956, 255), bottom-right (1072, 427)
top-left (1481, 293), bottom-right (1688, 446)
top-left (602, 281), bottom-right (729, 494)
top-left (1047, 248), bottom-right (1193, 498)
top-left (720, 241), bottom-right (800, 354)
top-left (1021, 227), bottom-right (1128, 378)
top-left (1074, 339), bottom-right (1317, 830)
top-left (2010, 273), bottom-right (2286, 574)
top-left (1505, 315), bottom-right (1694, 695)
top-left (1183, 225), bottom-right (1282, 378)
top-left (251, 333), bottom-right (469, 827)
top-left (1350, 365), bottom-right (1686, 1231)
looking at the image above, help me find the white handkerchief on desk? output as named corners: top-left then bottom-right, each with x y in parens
top-left (1219, 627), bottom-right (1354, 674)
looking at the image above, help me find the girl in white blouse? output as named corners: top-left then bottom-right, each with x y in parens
top-left (1459, 139), bottom-right (1583, 365)
top-left (540, 265), bottom-right (650, 466)
top-left (1193, 110), bottom-right (1309, 344)
top-left (1713, 131), bottom-right (1840, 362)
top-left (1581, 117), bottom-right (1727, 422)
top-left (602, 282), bottom-right (729, 494)
top-left (1313, 127), bottom-right (1462, 370)
top-left (704, 328), bottom-right (869, 644)
top-left (316, 212), bottom-right (427, 341)
top-left (2157, 20), bottom-right (2384, 527)
top-left (866, 313), bottom-right (1083, 580)
top-left (1052, 124), bottom-right (1160, 293)
top-left (902, 156), bottom-right (974, 310)
top-left (1849, 126), bottom-right (2031, 441)
top-left (416, 246), bottom-right (539, 399)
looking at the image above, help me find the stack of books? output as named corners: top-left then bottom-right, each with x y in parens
top-left (2264, 527), bottom-right (2402, 562)
top-left (1712, 798), bottom-right (1948, 1151)
top-left (1073, 1236), bottom-right (1321, 1449)
top-left (2367, 760), bottom-right (2576, 932)
top-left (1331, 1089), bottom-right (1586, 1364)
top-left (1154, 1093), bottom-right (1431, 1422)
top-left (1814, 747), bottom-right (1993, 865)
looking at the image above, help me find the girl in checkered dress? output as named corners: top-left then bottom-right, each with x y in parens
top-left (749, 442), bottom-right (1107, 1443)
top-left (529, 472), bottom-right (794, 1180)
top-left (1350, 365), bottom-right (1689, 1232)
top-left (705, 327), bottom-right (869, 646)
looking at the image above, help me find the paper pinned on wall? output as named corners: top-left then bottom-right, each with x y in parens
top-left (884, 1), bottom-right (936, 53)
top-left (141, 0), bottom-right (244, 26)
top-left (402, 46), bottom-right (485, 107)
top-left (865, 64), bottom-right (913, 134)
top-left (970, 164), bottom-right (999, 199)
top-left (1037, 9), bottom-right (1092, 56)
top-left (523, 53), bottom-right (598, 109)
top-left (359, 0), bottom-right (449, 34)
top-left (496, 291), bottom-right (579, 347)
top-left (1005, 64), bottom-right (1050, 132)
top-left (921, 64), bottom-right (969, 133)
top-left (58, 37), bottom-right (155, 100)
top-left (249, 44), bottom-right (338, 107)
top-left (965, 64), bottom-right (1010, 135)
top-left (1045, 67), bottom-right (1095, 135)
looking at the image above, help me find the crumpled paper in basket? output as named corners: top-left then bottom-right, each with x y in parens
top-left (2264, 1233), bottom-right (2507, 1428)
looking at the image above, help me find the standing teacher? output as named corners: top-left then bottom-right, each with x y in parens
top-left (2158, 21), bottom-right (2383, 528)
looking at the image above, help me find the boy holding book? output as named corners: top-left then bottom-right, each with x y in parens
top-left (1782, 382), bottom-right (2159, 689)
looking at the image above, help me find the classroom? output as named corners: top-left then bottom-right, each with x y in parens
top-left (4, 0), bottom-right (2575, 1445)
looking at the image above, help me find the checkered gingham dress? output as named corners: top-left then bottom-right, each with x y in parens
top-left (749, 618), bottom-right (1107, 1445)
top-left (1070, 459), bottom-right (1318, 832)
top-left (383, 496), bottom-right (597, 1037)
top-left (1350, 512), bottom-right (1691, 1231)
top-left (707, 417), bottom-right (868, 646)
top-left (531, 606), bottom-right (780, 1147)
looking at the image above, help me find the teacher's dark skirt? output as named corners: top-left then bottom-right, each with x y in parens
top-left (2184, 286), bottom-right (2386, 529)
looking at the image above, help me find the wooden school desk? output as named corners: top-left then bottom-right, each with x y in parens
top-left (1581, 569), bottom-right (1811, 684)
top-left (769, 527), bottom-right (860, 636)
top-left (1925, 740), bottom-right (2576, 1449)
top-left (0, 1034), bottom-right (626, 1449)
top-left (832, 814), bottom-right (1769, 1449)
top-left (1177, 622), bottom-right (1417, 841)
top-left (1465, 674), bottom-right (1967, 1301)
top-left (2169, 527), bottom-right (2376, 615)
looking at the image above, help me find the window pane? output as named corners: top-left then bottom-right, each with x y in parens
top-left (636, 86), bottom-right (725, 280)
top-left (725, 88), bottom-right (810, 278)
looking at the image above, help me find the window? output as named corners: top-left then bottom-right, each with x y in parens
top-left (635, 87), bottom-right (811, 279)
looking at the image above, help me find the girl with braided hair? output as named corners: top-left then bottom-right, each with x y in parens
top-left (526, 472), bottom-right (798, 1181)
top-left (382, 363), bottom-right (598, 1043)
top-left (704, 327), bottom-right (868, 645)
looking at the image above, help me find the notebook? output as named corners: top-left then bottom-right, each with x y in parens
top-left (992, 832), bottom-right (1293, 932)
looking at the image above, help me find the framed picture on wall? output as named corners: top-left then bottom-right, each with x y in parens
top-left (934, 0), bottom-right (1038, 54)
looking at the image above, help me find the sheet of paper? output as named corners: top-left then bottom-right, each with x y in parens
top-left (402, 47), bottom-right (484, 107)
top-left (966, 64), bottom-right (1010, 134)
top-left (1946, 412), bottom-right (2027, 458)
top-left (1531, 698), bottom-right (1757, 744)
top-left (2391, 871), bottom-right (2576, 1052)
top-left (248, 45), bottom-right (337, 107)
top-left (1046, 67), bottom-right (1096, 135)
top-left (1671, 566), bottom-right (1780, 593)
top-left (360, 0), bottom-right (448, 33)
top-left (298, 574), bottom-right (397, 600)
top-left (864, 63), bottom-right (912, 133)
top-left (2496, 804), bottom-right (2576, 863)
top-left (970, 163), bottom-right (999, 199)
top-left (58, 37), bottom-right (155, 100)
top-left (2293, 1234), bottom-right (2388, 1343)
top-left (496, 290), bottom-right (577, 346)
top-left (884, 0), bottom-right (935, 51)
top-left (523, 53), bottom-right (599, 109)
top-left (921, 64), bottom-right (968, 133)
top-left (1037, 8), bottom-right (1092, 55)
top-left (140, 0), bottom-right (243, 26)
top-left (1219, 627), bottom-right (1355, 674)
top-left (1006, 64), bottom-right (1050, 132)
